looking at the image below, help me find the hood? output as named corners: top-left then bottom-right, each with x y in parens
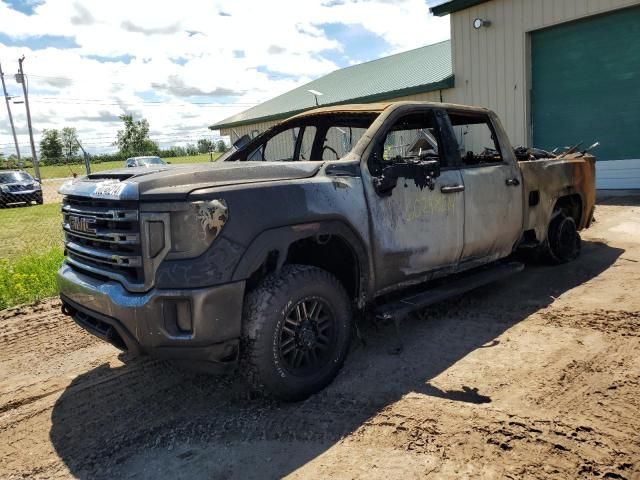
top-left (1, 181), bottom-right (39, 191)
top-left (59, 161), bottom-right (323, 201)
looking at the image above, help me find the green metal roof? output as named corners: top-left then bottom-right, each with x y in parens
top-left (210, 40), bottom-right (453, 130)
top-left (430, 0), bottom-right (491, 17)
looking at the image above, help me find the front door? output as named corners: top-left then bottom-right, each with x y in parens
top-left (446, 110), bottom-right (524, 265)
top-left (362, 108), bottom-right (465, 292)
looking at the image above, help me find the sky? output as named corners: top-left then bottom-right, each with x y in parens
top-left (0, 0), bottom-right (449, 156)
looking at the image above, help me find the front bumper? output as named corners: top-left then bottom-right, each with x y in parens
top-left (58, 263), bottom-right (245, 369)
top-left (0, 189), bottom-right (42, 205)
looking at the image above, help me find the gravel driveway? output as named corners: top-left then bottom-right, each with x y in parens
top-left (1, 196), bottom-right (639, 479)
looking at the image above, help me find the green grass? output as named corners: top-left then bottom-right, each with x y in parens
top-left (0, 203), bottom-right (64, 309)
top-left (0, 203), bottom-right (63, 258)
top-left (0, 248), bottom-right (64, 310)
top-left (20, 152), bottom-right (221, 180)
top-left (0, 153), bottom-right (224, 308)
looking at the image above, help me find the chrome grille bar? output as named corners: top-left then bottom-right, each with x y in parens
top-left (66, 241), bottom-right (143, 267)
top-left (61, 196), bottom-right (143, 286)
top-left (62, 204), bottom-right (139, 221)
top-left (62, 225), bottom-right (140, 245)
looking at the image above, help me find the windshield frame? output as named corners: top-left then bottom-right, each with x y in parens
top-left (221, 112), bottom-right (380, 163)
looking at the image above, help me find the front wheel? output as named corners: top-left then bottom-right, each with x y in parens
top-left (242, 265), bottom-right (352, 401)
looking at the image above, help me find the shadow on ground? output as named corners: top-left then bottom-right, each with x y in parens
top-left (49, 240), bottom-right (623, 479)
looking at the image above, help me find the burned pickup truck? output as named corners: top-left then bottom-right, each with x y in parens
top-left (58, 101), bottom-right (596, 400)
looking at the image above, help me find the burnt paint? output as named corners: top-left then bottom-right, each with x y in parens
top-left (96, 101), bottom-right (596, 303)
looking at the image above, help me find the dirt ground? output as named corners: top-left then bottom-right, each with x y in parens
top-left (41, 179), bottom-right (65, 204)
top-left (1, 196), bottom-right (639, 480)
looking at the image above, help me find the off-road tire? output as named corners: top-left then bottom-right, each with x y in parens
top-left (242, 264), bottom-right (352, 401)
top-left (544, 212), bottom-right (581, 264)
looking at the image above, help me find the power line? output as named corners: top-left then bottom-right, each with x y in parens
top-left (23, 73), bottom-right (268, 102)
top-left (31, 95), bottom-right (256, 104)
top-left (29, 97), bottom-right (257, 107)
top-left (0, 134), bottom-right (224, 148)
top-left (4, 72), bottom-right (270, 103)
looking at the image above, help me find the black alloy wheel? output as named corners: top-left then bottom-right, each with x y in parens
top-left (278, 297), bottom-right (336, 376)
top-left (242, 264), bottom-right (352, 401)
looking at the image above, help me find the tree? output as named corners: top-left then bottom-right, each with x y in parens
top-left (40, 129), bottom-right (63, 163)
top-left (185, 143), bottom-right (198, 156)
top-left (61, 127), bottom-right (80, 159)
top-left (216, 140), bottom-right (227, 153)
top-left (115, 114), bottom-right (158, 157)
top-left (197, 138), bottom-right (214, 154)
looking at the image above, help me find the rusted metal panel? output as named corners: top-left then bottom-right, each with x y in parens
top-left (520, 154), bottom-right (596, 241)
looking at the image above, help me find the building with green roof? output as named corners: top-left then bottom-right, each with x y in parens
top-left (210, 40), bottom-right (454, 137)
top-left (212, 0), bottom-right (640, 189)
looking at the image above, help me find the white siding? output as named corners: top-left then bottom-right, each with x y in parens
top-left (597, 159), bottom-right (640, 189)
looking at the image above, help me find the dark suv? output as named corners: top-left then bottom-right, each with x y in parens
top-left (0, 170), bottom-right (43, 207)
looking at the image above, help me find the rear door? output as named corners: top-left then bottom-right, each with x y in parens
top-left (446, 110), bottom-right (524, 265)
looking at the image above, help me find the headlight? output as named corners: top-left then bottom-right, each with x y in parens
top-left (0, 185), bottom-right (8, 193)
top-left (165, 199), bottom-right (229, 260)
top-left (34, 182), bottom-right (42, 190)
top-left (194, 199), bottom-right (228, 237)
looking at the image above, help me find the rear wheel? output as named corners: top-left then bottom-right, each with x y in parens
top-left (544, 212), bottom-right (581, 264)
top-left (242, 264), bottom-right (352, 401)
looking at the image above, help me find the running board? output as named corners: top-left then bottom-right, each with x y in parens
top-left (376, 261), bottom-right (525, 322)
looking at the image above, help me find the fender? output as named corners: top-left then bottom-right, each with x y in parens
top-left (232, 220), bottom-right (373, 306)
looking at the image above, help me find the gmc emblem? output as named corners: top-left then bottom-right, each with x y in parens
top-left (68, 215), bottom-right (96, 234)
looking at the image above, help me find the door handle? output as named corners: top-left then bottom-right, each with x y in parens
top-left (440, 185), bottom-right (465, 194)
top-left (506, 178), bottom-right (520, 186)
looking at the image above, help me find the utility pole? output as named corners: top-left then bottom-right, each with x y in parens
top-left (16, 56), bottom-right (40, 180)
top-left (0, 60), bottom-right (21, 164)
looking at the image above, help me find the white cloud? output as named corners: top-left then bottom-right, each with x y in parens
top-left (0, 0), bottom-right (449, 155)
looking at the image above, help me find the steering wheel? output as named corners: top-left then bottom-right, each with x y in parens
top-left (322, 145), bottom-right (339, 160)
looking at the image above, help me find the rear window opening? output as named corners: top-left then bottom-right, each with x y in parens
top-left (448, 112), bottom-right (503, 166)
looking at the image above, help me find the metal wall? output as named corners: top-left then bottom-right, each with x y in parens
top-left (444, 0), bottom-right (640, 147)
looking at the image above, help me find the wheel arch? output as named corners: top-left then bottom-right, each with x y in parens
top-left (553, 191), bottom-right (584, 226)
top-left (232, 221), bottom-right (372, 308)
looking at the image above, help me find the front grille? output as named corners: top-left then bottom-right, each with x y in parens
top-left (7, 183), bottom-right (34, 192)
top-left (62, 195), bottom-right (143, 285)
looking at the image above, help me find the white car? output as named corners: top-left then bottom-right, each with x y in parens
top-left (125, 156), bottom-right (168, 168)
